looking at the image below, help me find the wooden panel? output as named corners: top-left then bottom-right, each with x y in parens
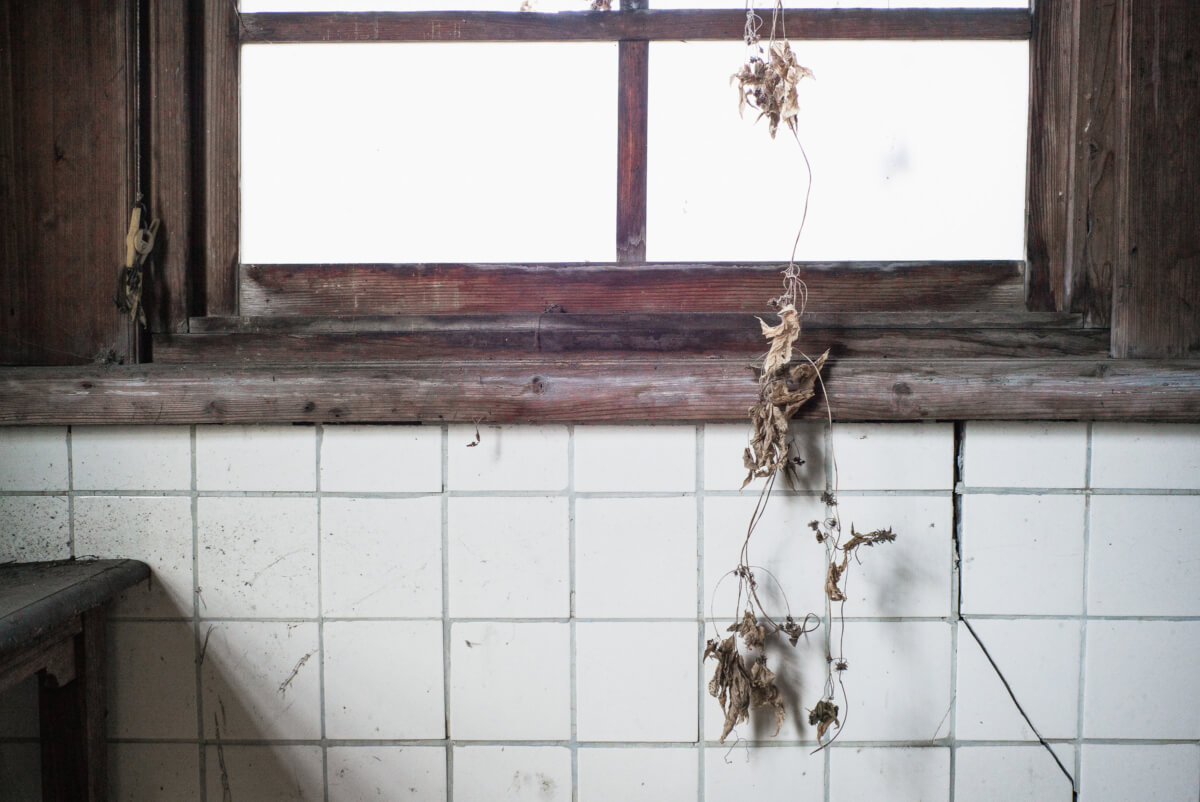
top-left (240, 261), bottom-right (1026, 316)
top-left (146, 0), bottom-right (194, 334)
top-left (154, 313), bottom-right (1106, 363)
top-left (201, 0), bottom-right (239, 316)
top-left (1025, 0), bottom-right (1077, 312)
top-left (617, 39), bottom-right (648, 263)
top-left (0, 0), bottom-right (136, 365)
top-left (38, 608), bottom-right (106, 802)
top-left (1064, 0), bottom-right (1124, 327)
top-left (239, 9), bottom-right (1031, 43)
top-left (2, 358), bottom-right (1199, 424)
top-left (1110, 0), bottom-right (1200, 357)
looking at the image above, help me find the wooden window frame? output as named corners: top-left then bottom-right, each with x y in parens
top-left (2, 1), bottom-right (1197, 424)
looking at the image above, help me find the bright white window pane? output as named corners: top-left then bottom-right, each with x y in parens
top-left (647, 40), bottom-right (1028, 261)
top-left (242, 1), bottom-right (602, 11)
top-left (241, 43), bottom-right (616, 263)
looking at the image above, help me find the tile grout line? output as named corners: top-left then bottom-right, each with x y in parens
top-left (190, 425), bottom-right (207, 802)
top-left (823, 420), bottom-right (833, 802)
top-left (65, 427), bottom-right (75, 559)
top-left (440, 423), bottom-right (453, 801)
top-left (568, 424), bottom-right (579, 802)
top-left (316, 426), bottom-right (329, 802)
top-left (948, 421), bottom-right (966, 802)
top-left (696, 424), bottom-right (706, 801)
top-left (1074, 423), bottom-right (1094, 797)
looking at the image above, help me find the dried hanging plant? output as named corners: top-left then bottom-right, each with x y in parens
top-left (706, 2), bottom-right (898, 752)
top-left (114, 197), bottom-right (159, 327)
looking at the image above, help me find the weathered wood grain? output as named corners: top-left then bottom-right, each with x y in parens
top-left (239, 9), bottom-right (1031, 44)
top-left (153, 313), bottom-right (1107, 363)
top-left (201, 0), bottom-right (239, 316)
top-left (3, 358), bottom-right (1198, 424)
top-left (240, 261), bottom-right (1026, 316)
top-left (0, 0), bottom-right (136, 365)
top-left (1110, 0), bottom-right (1200, 357)
top-left (146, 0), bottom-right (194, 334)
top-left (1065, 0), bottom-right (1124, 327)
top-left (1025, 0), bottom-right (1077, 312)
top-left (617, 39), bottom-right (648, 263)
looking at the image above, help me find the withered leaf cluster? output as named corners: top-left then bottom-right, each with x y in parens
top-left (825, 525), bottom-right (897, 602)
top-left (732, 41), bottom-right (814, 139)
top-left (743, 303), bottom-right (828, 488)
top-left (808, 698), bottom-right (840, 743)
top-left (704, 614), bottom-right (787, 743)
top-left (115, 204), bottom-right (159, 327)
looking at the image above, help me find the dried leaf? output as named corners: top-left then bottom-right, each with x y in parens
top-left (705, 632), bottom-right (789, 742)
top-left (749, 656), bottom-right (786, 737)
top-left (808, 699), bottom-right (840, 743)
top-left (732, 40), bottom-right (813, 138)
top-left (730, 610), bottom-right (767, 651)
top-left (590, 0), bottom-right (612, 8)
top-left (757, 304), bottom-right (800, 376)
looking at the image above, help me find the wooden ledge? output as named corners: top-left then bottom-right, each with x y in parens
top-left (1, 358), bottom-right (1198, 424)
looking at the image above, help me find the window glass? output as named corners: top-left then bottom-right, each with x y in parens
top-left (241, 43), bottom-right (617, 263)
top-left (647, 40), bottom-right (1028, 261)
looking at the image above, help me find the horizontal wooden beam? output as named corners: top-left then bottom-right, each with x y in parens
top-left (240, 261), bottom-right (1026, 316)
top-left (155, 312), bottom-right (1106, 362)
top-left (3, 358), bottom-right (1197, 424)
top-left (239, 9), bottom-right (1031, 44)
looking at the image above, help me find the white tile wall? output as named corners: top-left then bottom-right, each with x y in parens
top-left (0, 421), bottom-right (1197, 801)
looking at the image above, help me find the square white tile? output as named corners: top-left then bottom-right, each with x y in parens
top-left (701, 625), bottom-right (827, 743)
top-left (320, 424), bottom-right (441, 492)
top-left (575, 497), bottom-right (696, 618)
top-left (578, 748), bottom-right (698, 802)
top-left (830, 747), bottom-right (949, 802)
top-left (0, 743), bottom-right (41, 801)
top-left (110, 743), bottom-right (201, 801)
top-left (197, 497), bottom-right (318, 618)
top-left (963, 422), bottom-right (1088, 488)
top-left (827, 494), bottom-right (951, 617)
top-left (327, 746), bottom-right (447, 801)
top-left (452, 746), bottom-right (572, 802)
top-left (1088, 495), bottom-right (1200, 615)
top-left (71, 425), bottom-right (192, 490)
top-left (1080, 744), bottom-right (1200, 802)
top-left (834, 622), bottom-right (952, 741)
top-left (448, 497), bottom-right (568, 618)
top-left (956, 619), bottom-right (1080, 740)
top-left (321, 496), bottom-right (442, 618)
top-left (196, 424), bottom-right (315, 491)
top-left (574, 425), bottom-right (696, 492)
top-left (204, 745), bottom-right (323, 802)
top-left (201, 621), bottom-right (321, 741)
top-left (705, 746), bottom-right (824, 802)
top-left (1092, 423), bottom-right (1200, 489)
top-left (576, 622), bottom-right (697, 742)
top-left (448, 424), bottom-right (568, 491)
top-left (704, 494), bottom-right (828, 624)
top-left (960, 494), bottom-right (1085, 616)
top-left (74, 496), bottom-right (194, 618)
top-left (0, 676), bottom-right (38, 738)
top-left (954, 745), bottom-right (1075, 802)
top-left (0, 427), bottom-right (68, 490)
top-left (830, 423), bottom-right (952, 490)
top-left (1083, 621), bottom-right (1200, 739)
top-left (106, 621), bottom-right (197, 739)
top-left (324, 620), bottom-right (445, 739)
top-left (450, 622), bottom-right (570, 740)
top-left (704, 422), bottom-right (826, 492)
top-left (0, 495), bottom-right (69, 562)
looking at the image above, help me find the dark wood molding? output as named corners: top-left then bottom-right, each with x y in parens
top-left (238, 9), bottom-right (1031, 44)
top-left (2, 357), bottom-right (1198, 424)
top-left (200, 0), bottom-right (239, 317)
top-left (1025, 0), bottom-right (1077, 312)
top-left (616, 39), bottom-right (648, 263)
top-left (146, 0), bottom-right (194, 335)
top-left (153, 312), bottom-right (1106, 363)
top-left (239, 260), bottom-right (1025, 316)
top-left (1110, 0), bottom-right (1199, 358)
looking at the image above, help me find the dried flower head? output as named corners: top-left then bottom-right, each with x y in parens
top-left (732, 41), bottom-right (813, 139)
